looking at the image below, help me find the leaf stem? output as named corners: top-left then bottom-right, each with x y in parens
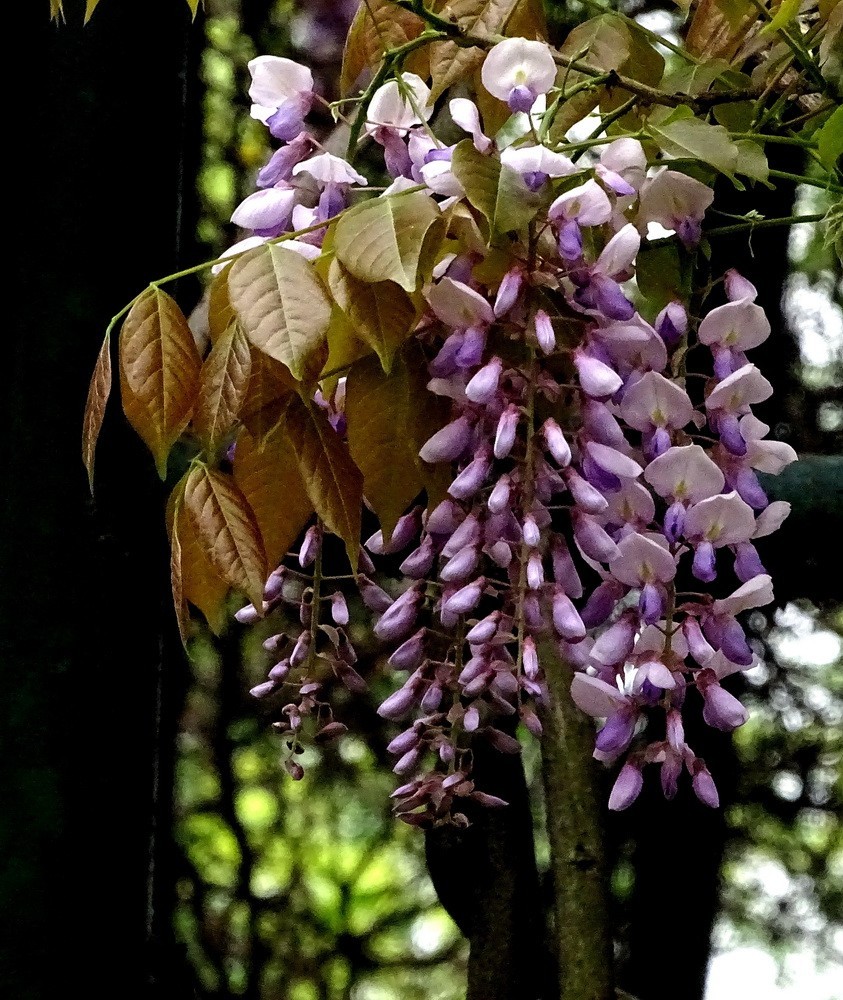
top-left (706, 212), bottom-right (824, 237)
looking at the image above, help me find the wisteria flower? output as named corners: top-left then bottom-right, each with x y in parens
top-left (501, 143), bottom-right (576, 190)
top-left (481, 37), bottom-right (557, 113)
top-left (248, 55), bottom-right (316, 140)
top-left (450, 98), bottom-right (493, 153)
top-left (638, 169), bottom-right (715, 248)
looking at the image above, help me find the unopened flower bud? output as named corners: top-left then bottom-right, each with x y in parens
top-left (443, 577), bottom-right (485, 615)
top-left (494, 405), bottom-right (520, 459)
top-left (488, 475), bottom-right (512, 513)
top-left (419, 416), bottom-right (473, 463)
top-left (330, 592), bottom-right (349, 625)
top-left (608, 762), bottom-right (643, 811)
top-left (465, 357), bottom-right (503, 404)
top-left (534, 309), bottom-right (556, 354)
top-left (542, 418), bottom-right (571, 467)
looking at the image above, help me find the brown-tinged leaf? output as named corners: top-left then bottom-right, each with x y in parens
top-left (167, 480), bottom-right (230, 636)
top-left (341, 0), bottom-right (427, 96)
top-left (228, 243), bottom-right (332, 381)
top-left (194, 323), bottom-right (252, 456)
top-left (119, 286), bottom-right (203, 478)
top-left (322, 306), bottom-right (371, 386)
top-left (404, 341), bottom-right (453, 508)
top-left (207, 268), bottom-right (235, 344)
top-left (241, 349), bottom-right (297, 441)
top-left (183, 464), bottom-right (267, 610)
top-left (346, 352), bottom-right (424, 540)
top-left (233, 427), bottom-right (313, 568)
top-left (334, 191), bottom-right (442, 292)
top-left (685, 0), bottom-right (756, 61)
top-left (429, 0), bottom-right (541, 101)
top-left (169, 497), bottom-right (191, 646)
top-left (327, 259), bottom-right (418, 374)
top-left (82, 331), bottom-right (112, 492)
top-left (285, 393), bottom-right (363, 570)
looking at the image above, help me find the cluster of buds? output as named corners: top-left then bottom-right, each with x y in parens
top-left (226, 37), bottom-right (794, 821)
top-left (235, 393), bottom-right (362, 778)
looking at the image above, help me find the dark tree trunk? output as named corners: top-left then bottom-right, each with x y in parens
top-left (2, 3), bottom-right (202, 997)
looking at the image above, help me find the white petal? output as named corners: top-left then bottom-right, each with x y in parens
top-left (600, 138), bottom-right (647, 189)
top-left (747, 439), bottom-right (798, 475)
top-left (620, 371), bottom-right (694, 431)
top-left (698, 299), bottom-right (771, 351)
top-left (570, 672), bottom-right (626, 718)
top-left (231, 187), bottom-right (298, 230)
top-left (481, 38), bottom-right (557, 102)
top-left (292, 152), bottom-right (368, 187)
top-left (501, 144), bottom-right (576, 178)
top-left (753, 500), bottom-right (791, 538)
top-left (366, 73), bottom-right (433, 133)
top-left (712, 574), bottom-right (774, 617)
top-left (549, 180), bottom-right (612, 226)
top-left (610, 532), bottom-right (676, 586)
top-left (427, 277), bottom-right (494, 329)
top-left (211, 236), bottom-right (267, 274)
top-left (449, 98), bottom-right (492, 153)
top-left (586, 441), bottom-right (643, 478)
top-left (684, 491), bottom-right (756, 546)
top-left (248, 55), bottom-right (313, 108)
top-left (596, 223), bottom-right (640, 278)
top-left (644, 444), bottom-right (725, 503)
top-left (706, 364), bottom-right (773, 412)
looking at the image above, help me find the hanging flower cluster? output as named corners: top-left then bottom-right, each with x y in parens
top-left (86, 11), bottom-right (816, 830)
top-left (218, 36), bottom-right (797, 825)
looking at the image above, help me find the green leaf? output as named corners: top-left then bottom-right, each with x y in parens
top-left (451, 140), bottom-right (542, 236)
top-left (345, 352), bottom-right (424, 540)
top-left (227, 243), bottom-right (332, 381)
top-left (763, 0), bottom-right (800, 34)
top-left (184, 464), bottom-right (268, 611)
top-left (334, 192), bottom-right (442, 293)
top-left (285, 394), bottom-right (363, 570)
top-left (817, 105), bottom-right (843, 173)
top-left (327, 259), bottom-right (418, 375)
top-left (118, 287), bottom-right (202, 478)
top-left (82, 331), bottom-right (112, 492)
top-left (734, 140), bottom-right (771, 185)
top-left (233, 426), bottom-right (313, 569)
top-left (168, 489), bottom-right (191, 647)
top-left (685, 0), bottom-right (755, 59)
top-left (663, 58), bottom-right (732, 97)
top-left (635, 241), bottom-right (692, 315)
top-left (193, 323), bottom-right (252, 457)
top-left (647, 111), bottom-right (739, 178)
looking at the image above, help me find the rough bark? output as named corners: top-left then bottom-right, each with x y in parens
top-left (540, 644), bottom-right (615, 1000)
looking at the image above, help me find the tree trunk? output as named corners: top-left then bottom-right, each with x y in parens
top-left (2, 2), bottom-right (202, 996)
